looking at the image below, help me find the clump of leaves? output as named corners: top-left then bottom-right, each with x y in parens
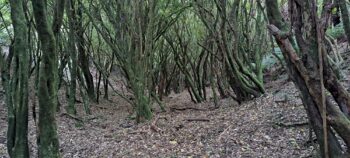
top-left (326, 23), bottom-right (345, 39)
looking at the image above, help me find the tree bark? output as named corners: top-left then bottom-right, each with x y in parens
top-left (266, 0), bottom-right (349, 157)
top-left (76, 3), bottom-right (96, 102)
top-left (32, 0), bottom-right (60, 157)
top-left (337, 0), bottom-right (350, 44)
top-left (66, 0), bottom-right (77, 115)
top-left (6, 0), bottom-right (30, 157)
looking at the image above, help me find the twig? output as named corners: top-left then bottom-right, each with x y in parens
top-left (150, 116), bottom-right (167, 132)
top-left (274, 121), bottom-right (308, 128)
top-left (60, 113), bottom-right (83, 122)
top-left (186, 118), bottom-right (210, 122)
top-left (217, 125), bottom-right (232, 141)
top-left (95, 105), bottom-right (108, 109)
top-left (170, 106), bottom-right (207, 111)
top-left (84, 115), bottom-right (98, 121)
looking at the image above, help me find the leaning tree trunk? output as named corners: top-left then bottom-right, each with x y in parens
top-left (337, 0), bottom-right (350, 44)
top-left (266, 0), bottom-right (350, 157)
top-left (5, 0), bottom-right (30, 157)
top-left (32, 0), bottom-right (60, 157)
top-left (76, 3), bottom-right (96, 102)
top-left (195, 0), bottom-right (265, 103)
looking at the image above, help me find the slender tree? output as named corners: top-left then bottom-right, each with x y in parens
top-left (337, 0), bottom-right (350, 44)
top-left (66, 0), bottom-right (77, 115)
top-left (194, 0), bottom-right (266, 103)
top-left (76, 2), bottom-right (96, 102)
top-left (32, 0), bottom-right (60, 157)
top-left (82, 0), bottom-right (180, 121)
top-left (5, 0), bottom-right (30, 157)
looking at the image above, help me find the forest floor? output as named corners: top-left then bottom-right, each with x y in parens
top-left (1, 53), bottom-right (350, 157)
top-left (0, 73), bottom-right (316, 158)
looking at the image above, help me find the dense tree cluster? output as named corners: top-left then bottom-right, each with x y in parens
top-left (1, 0), bottom-right (350, 157)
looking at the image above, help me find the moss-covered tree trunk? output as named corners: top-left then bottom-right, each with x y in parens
top-left (6, 0), bottom-right (30, 157)
top-left (76, 3), bottom-right (96, 102)
top-left (32, 0), bottom-right (60, 157)
top-left (337, 0), bottom-right (350, 44)
top-left (52, 0), bottom-right (65, 111)
top-left (130, 0), bottom-right (155, 122)
top-left (66, 0), bottom-right (77, 115)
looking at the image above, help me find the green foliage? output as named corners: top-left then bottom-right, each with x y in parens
top-left (326, 23), bottom-right (345, 39)
top-left (0, 3), bottom-right (12, 45)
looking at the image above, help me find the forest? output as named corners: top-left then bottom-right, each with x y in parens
top-left (1, 0), bottom-right (350, 157)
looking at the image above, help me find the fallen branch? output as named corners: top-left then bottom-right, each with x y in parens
top-left (60, 113), bottom-right (83, 122)
top-left (186, 118), bottom-right (210, 122)
top-left (95, 105), bottom-right (108, 109)
top-left (170, 106), bottom-right (207, 111)
top-left (274, 121), bottom-right (308, 128)
top-left (150, 116), bottom-right (162, 132)
top-left (84, 115), bottom-right (98, 121)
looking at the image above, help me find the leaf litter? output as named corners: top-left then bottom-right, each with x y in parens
top-left (1, 54), bottom-right (350, 157)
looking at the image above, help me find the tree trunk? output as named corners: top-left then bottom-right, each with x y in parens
top-left (266, 0), bottom-right (350, 157)
top-left (52, 0), bottom-right (65, 112)
top-left (32, 0), bottom-right (60, 157)
top-left (337, 0), bottom-right (350, 44)
top-left (76, 3), bottom-right (96, 102)
top-left (6, 0), bottom-right (30, 156)
top-left (103, 78), bottom-right (108, 99)
top-left (66, 0), bottom-right (77, 115)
